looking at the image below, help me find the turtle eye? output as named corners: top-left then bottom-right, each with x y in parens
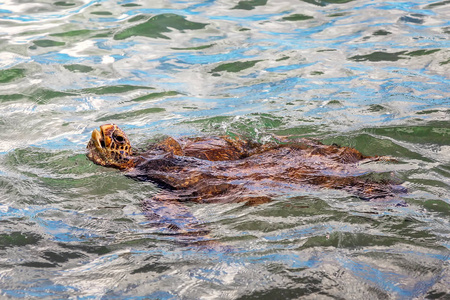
top-left (114, 135), bottom-right (125, 143)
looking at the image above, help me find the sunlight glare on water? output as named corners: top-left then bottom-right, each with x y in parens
top-left (0, 0), bottom-right (449, 299)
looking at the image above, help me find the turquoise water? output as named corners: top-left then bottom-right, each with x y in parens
top-left (0, 0), bottom-right (449, 299)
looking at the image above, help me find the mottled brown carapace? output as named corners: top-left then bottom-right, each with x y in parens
top-left (87, 124), bottom-right (404, 205)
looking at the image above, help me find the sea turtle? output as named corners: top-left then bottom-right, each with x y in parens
top-left (86, 124), bottom-right (404, 234)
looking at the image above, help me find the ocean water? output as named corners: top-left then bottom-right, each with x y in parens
top-left (0, 0), bottom-right (449, 299)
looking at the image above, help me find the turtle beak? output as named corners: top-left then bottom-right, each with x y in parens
top-left (88, 126), bottom-right (108, 153)
top-left (87, 124), bottom-right (116, 152)
top-left (91, 128), bottom-right (103, 150)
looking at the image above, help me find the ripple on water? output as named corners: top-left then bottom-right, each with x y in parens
top-left (0, 0), bottom-right (449, 299)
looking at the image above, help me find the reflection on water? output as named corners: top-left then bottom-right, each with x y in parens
top-left (0, 0), bottom-right (449, 298)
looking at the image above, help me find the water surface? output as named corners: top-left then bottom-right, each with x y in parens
top-left (0, 0), bottom-right (449, 299)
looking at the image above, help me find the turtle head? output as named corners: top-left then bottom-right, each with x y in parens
top-left (86, 124), bottom-right (135, 169)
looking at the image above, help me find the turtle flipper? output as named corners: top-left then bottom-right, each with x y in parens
top-left (141, 196), bottom-right (209, 237)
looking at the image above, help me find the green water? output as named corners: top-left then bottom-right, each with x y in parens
top-left (0, 0), bottom-right (449, 299)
